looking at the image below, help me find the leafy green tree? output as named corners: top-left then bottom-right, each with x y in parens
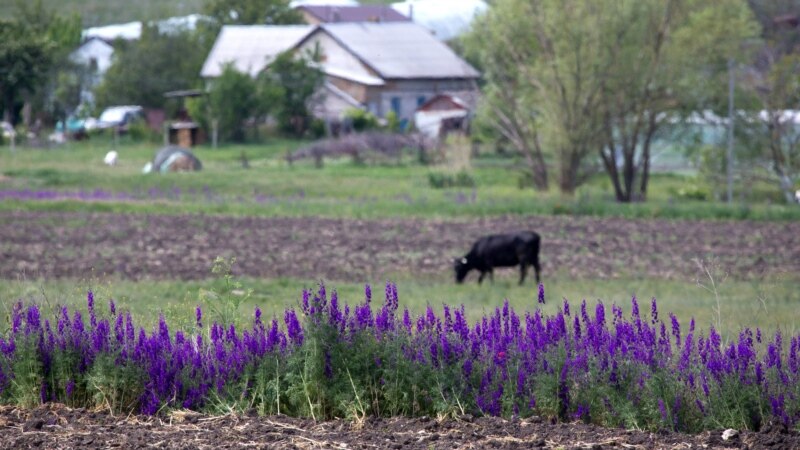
top-left (259, 50), bottom-right (324, 137)
top-left (12, 0), bottom-right (83, 121)
top-left (739, 0), bottom-right (800, 203)
top-left (94, 25), bottom-right (206, 109)
top-left (465, 0), bottom-right (759, 201)
top-left (203, 0), bottom-right (302, 25)
top-left (206, 64), bottom-right (261, 142)
top-left (0, 20), bottom-right (54, 124)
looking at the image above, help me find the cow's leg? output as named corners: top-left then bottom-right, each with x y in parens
top-left (519, 263), bottom-right (528, 285)
top-left (478, 271), bottom-right (486, 284)
top-left (488, 269), bottom-right (494, 283)
top-left (533, 259), bottom-right (541, 283)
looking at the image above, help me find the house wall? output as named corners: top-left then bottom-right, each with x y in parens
top-left (327, 76), bottom-right (371, 104)
top-left (70, 39), bottom-right (114, 75)
top-left (376, 79), bottom-right (476, 122)
top-left (297, 31), bottom-right (378, 82)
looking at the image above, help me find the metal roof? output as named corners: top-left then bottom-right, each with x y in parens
top-left (200, 25), bottom-right (314, 78)
top-left (317, 22), bottom-right (480, 80)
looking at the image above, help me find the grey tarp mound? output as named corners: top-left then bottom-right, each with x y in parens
top-left (152, 146), bottom-right (202, 173)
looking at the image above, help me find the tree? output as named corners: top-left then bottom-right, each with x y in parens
top-left (465, 0), bottom-right (758, 201)
top-left (595, 0), bottom-right (758, 202)
top-left (740, 0), bottom-right (800, 203)
top-left (94, 25), bottom-right (206, 109)
top-left (204, 64), bottom-right (261, 142)
top-left (203, 0), bottom-right (302, 25)
top-left (259, 50), bottom-right (324, 137)
top-left (0, 20), bottom-right (54, 124)
top-left (12, 0), bottom-right (83, 122)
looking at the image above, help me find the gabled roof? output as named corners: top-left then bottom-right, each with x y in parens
top-left (307, 22), bottom-right (480, 80)
top-left (417, 94), bottom-right (469, 112)
top-left (200, 25), bottom-right (314, 78)
top-left (298, 5), bottom-right (410, 23)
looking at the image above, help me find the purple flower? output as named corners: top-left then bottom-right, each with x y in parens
top-left (650, 298), bottom-right (658, 324)
top-left (658, 398), bottom-right (668, 423)
top-left (537, 283), bottom-right (545, 304)
top-left (195, 306), bottom-right (203, 328)
top-left (284, 309), bottom-right (303, 346)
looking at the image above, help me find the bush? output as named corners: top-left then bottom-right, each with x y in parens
top-left (673, 184), bottom-right (708, 201)
top-left (345, 108), bottom-right (379, 132)
top-left (127, 121), bottom-right (160, 143)
top-left (428, 171), bottom-right (476, 189)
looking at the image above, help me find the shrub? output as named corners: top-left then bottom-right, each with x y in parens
top-left (428, 171), bottom-right (476, 189)
top-left (673, 184), bottom-right (709, 201)
top-left (345, 109), bottom-right (379, 132)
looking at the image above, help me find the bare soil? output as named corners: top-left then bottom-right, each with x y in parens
top-left (0, 211), bottom-right (797, 282)
top-left (2, 212), bottom-right (799, 447)
top-left (2, 404), bottom-right (798, 449)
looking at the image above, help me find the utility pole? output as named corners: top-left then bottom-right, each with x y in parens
top-left (726, 58), bottom-right (735, 204)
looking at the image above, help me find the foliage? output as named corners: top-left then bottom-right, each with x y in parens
top-left (0, 20), bottom-right (55, 124)
top-left (198, 256), bottom-right (253, 328)
top-left (464, 0), bottom-right (760, 201)
top-left (736, 0), bottom-right (800, 204)
top-left (202, 64), bottom-right (261, 142)
top-left (127, 120), bottom-right (161, 143)
top-left (344, 108), bottom-right (380, 132)
top-left (203, 0), bottom-right (302, 26)
top-left (671, 184), bottom-right (709, 201)
top-left (259, 51), bottom-right (325, 137)
top-left (1, 284), bottom-right (799, 432)
top-left (0, 0), bottom-right (203, 28)
top-left (94, 25), bottom-right (206, 110)
top-left (428, 171), bottom-right (476, 189)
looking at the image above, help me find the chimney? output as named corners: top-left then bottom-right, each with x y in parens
top-left (409, 4), bottom-right (414, 21)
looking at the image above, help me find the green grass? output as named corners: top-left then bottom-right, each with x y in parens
top-left (3, 274), bottom-right (797, 340)
top-left (2, 139), bottom-right (798, 221)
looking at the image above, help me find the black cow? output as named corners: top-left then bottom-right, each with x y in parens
top-left (454, 232), bottom-right (541, 285)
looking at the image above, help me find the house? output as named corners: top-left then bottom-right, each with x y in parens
top-left (200, 22), bottom-right (480, 124)
top-left (297, 5), bottom-right (410, 24)
top-left (414, 94), bottom-right (472, 139)
top-left (294, 22), bottom-right (480, 122)
top-left (70, 37), bottom-right (115, 75)
top-left (200, 25), bottom-right (315, 78)
top-left (72, 15), bottom-right (207, 107)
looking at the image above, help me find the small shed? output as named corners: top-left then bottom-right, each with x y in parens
top-left (164, 89), bottom-right (206, 147)
top-left (414, 94), bottom-right (470, 139)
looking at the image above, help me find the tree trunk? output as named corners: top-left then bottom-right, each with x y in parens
top-left (639, 114), bottom-right (658, 200)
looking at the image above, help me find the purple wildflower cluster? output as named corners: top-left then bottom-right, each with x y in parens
top-left (0, 286), bottom-right (797, 431)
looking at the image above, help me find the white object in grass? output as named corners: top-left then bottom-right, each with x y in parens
top-left (104, 150), bottom-right (118, 166)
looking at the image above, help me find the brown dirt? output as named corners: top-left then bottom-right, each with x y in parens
top-left (2, 404), bottom-right (798, 449)
top-left (0, 211), bottom-right (797, 282)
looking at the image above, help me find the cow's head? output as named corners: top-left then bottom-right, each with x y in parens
top-left (453, 257), bottom-right (470, 284)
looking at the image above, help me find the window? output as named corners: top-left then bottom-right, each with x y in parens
top-left (390, 97), bottom-right (401, 116)
top-left (417, 96), bottom-right (426, 107)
